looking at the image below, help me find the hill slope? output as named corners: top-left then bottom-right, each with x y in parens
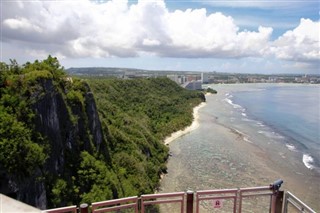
top-left (87, 77), bottom-right (205, 197)
top-left (0, 57), bottom-right (205, 209)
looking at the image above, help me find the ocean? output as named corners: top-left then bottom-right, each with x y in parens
top-left (160, 83), bottom-right (320, 212)
top-left (225, 84), bottom-right (320, 172)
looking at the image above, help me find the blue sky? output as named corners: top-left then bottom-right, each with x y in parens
top-left (1, 0), bottom-right (319, 74)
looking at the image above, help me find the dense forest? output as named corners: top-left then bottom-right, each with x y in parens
top-left (0, 56), bottom-right (205, 209)
top-left (87, 77), bottom-right (205, 197)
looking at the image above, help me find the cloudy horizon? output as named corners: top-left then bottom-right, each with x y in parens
top-left (1, 0), bottom-right (319, 74)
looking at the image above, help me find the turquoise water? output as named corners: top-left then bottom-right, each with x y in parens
top-left (228, 84), bottom-right (320, 172)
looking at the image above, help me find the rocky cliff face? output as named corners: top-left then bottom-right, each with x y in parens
top-left (0, 78), bottom-right (111, 209)
top-left (1, 58), bottom-right (204, 210)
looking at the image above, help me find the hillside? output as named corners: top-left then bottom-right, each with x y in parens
top-left (86, 77), bottom-right (205, 197)
top-left (0, 57), bottom-right (205, 209)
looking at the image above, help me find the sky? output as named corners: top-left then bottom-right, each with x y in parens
top-left (1, 0), bottom-right (319, 74)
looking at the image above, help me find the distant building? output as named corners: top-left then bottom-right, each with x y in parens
top-left (183, 80), bottom-right (202, 90)
top-left (201, 73), bottom-right (209, 83)
top-left (187, 75), bottom-right (197, 82)
top-left (167, 74), bottom-right (189, 85)
top-left (167, 74), bottom-right (181, 84)
top-left (181, 75), bottom-right (187, 84)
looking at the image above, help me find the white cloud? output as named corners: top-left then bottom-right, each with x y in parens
top-left (3, 17), bottom-right (43, 33)
top-left (270, 19), bottom-right (320, 62)
top-left (162, 9), bottom-right (273, 58)
top-left (1, 0), bottom-right (318, 67)
top-left (142, 39), bottom-right (161, 46)
top-left (2, 0), bottom-right (272, 59)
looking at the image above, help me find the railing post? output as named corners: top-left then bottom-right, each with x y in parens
top-left (186, 190), bottom-right (194, 213)
top-left (270, 179), bottom-right (284, 213)
top-left (275, 191), bottom-right (284, 213)
top-left (271, 190), bottom-right (284, 213)
top-left (80, 203), bottom-right (89, 213)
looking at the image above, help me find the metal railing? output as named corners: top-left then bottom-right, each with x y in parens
top-left (43, 205), bottom-right (77, 213)
top-left (283, 191), bottom-right (316, 213)
top-left (43, 179), bottom-right (316, 213)
top-left (196, 188), bottom-right (238, 213)
top-left (91, 196), bottom-right (139, 213)
top-left (141, 192), bottom-right (185, 213)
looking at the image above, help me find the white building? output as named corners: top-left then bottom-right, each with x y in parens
top-left (167, 75), bottom-right (180, 84)
top-left (183, 80), bottom-right (202, 90)
top-left (201, 73), bottom-right (209, 83)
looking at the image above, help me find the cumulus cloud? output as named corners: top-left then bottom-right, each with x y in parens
top-left (270, 19), bottom-right (320, 63)
top-left (1, 0), bottom-right (318, 65)
top-left (2, 0), bottom-right (272, 59)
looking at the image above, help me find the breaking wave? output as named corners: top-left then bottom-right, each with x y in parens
top-left (302, 154), bottom-right (314, 170)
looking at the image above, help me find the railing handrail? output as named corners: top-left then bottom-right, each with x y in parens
top-left (141, 191), bottom-right (185, 213)
top-left (197, 188), bottom-right (238, 195)
top-left (91, 196), bottom-right (138, 213)
top-left (283, 191), bottom-right (316, 213)
top-left (141, 191), bottom-right (185, 199)
top-left (92, 195), bottom-right (138, 207)
top-left (42, 205), bottom-right (77, 213)
top-left (43, 180), bottom-right (317, 213)
top-left (239, 185), bottom-right (271, 192)
top-left (196, 188), bottom-right (238, 213)
top-left (238, 185), bottom-right (274, 213)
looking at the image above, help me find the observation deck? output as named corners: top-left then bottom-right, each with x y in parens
top-left (2, 180), bottom-right (316, 213)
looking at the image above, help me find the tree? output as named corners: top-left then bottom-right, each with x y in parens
top-left (0, 106), bottom-right (47, 176)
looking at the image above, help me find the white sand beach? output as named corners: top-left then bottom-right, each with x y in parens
top-left (164, 102), bottom-right (206, 145)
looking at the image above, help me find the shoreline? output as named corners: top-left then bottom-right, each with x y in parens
top-left (159, 85), bottom-right (320, 211)
top-left (164, 101), bottom-right (206, 145)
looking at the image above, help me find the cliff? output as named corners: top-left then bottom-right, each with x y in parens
top-left (32, 79), bottom-right (111, 208)
top-left (0, 57), bottom-right (205, 209)
top-left (0, 57), bottom-right (114, 209)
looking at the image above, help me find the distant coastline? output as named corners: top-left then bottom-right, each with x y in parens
top-left (164, 102), bottom-right (206, 145)
top-left (68, 67), bottom-right (320, 84)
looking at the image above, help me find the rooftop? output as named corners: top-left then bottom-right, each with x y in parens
top-left (0, 194), bottom-right (41, 213)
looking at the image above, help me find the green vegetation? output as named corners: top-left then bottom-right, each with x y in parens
top-left (87, 77), bottom-right (205, 197)
top-left (0, 57), bottom-right (117, 207)
top-left (0, 105), bottom-right (47, 175)
top-left (206, 88), bottom-right (218, 94)
top-left (0, 56), bottom-right (205, 208)
top-left (0, 57), bottom-right (63, 177)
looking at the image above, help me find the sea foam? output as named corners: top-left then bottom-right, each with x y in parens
top-left (256, 122), bottom-right (265, 127)
top-left (285, 143), bottom-right (297, 152)
top-left (224, 98), bottom-right (243, 109)
top-left (302, 154), bottom-right (314, 170)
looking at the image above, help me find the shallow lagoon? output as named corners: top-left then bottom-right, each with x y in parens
top-left (159, 84), bottom-right (320, 212)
